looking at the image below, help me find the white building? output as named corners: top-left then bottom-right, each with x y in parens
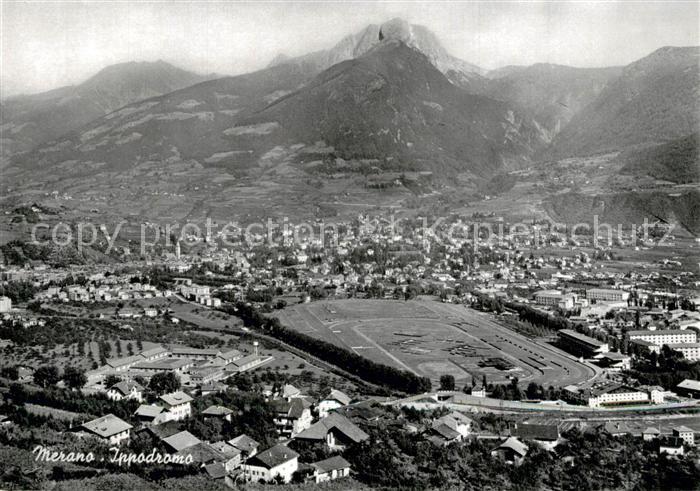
top-left (79, 414), bottom-right (132, 445)
top-left (586, 289), bottom-right (629, 302)
top-left (0, 296), bottom-right (12, 313)
top-left (627, 329), bottom-right (697, 347)
top-left (317, 389), bottom-right (351, 418)
top-left (160, 391), bottom-right (193, 421)
top-left (586, 383), bottom-right (650, 408)
top-left (666, 343), bottom-right (700, 361)
top-left (106, 381), bottom-right (144, 402)
top-left (242, 444), bottom-right (299, 483)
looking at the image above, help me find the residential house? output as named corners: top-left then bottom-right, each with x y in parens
top-left (310, 455), bottom-right (351, 483)
top-left (202, 405), bottom-right (233, 422)
top-left (229, 434), bottom-right (259, 459)
top-left (106, 381), bottom-right (144, 402)
top-left (160, 391), bottom-right (193, 421)
top-left (134, 405), bottom-right (169, 426)
top-left (642, 427), bottom-right (661, 441)
top-left (659, 437), bottom-right (685, 456)
top-left (162, 430), bottom-right (201, 453)
top-left (242, 444), bottom-right (299, 483)
top-left (271, 398), bottom-right (313, 439)
top-left (672, 426), bottom-right (695, 446)
top-left (427, 412), bottom-right (473, 446)
top-left (80, 414), bottom-right (132, 446)
top-left (491, 437), bottom-right (529, 465)
top-left (294, 413), bottom-right (369, 450)
top-left (676, 379), bottom-right (700, 398)
top-left (512, 423), bottom-right (561, 450)
top-left (209, 441), bottom-right (243, 471)
top-left (317, 389), bottom-right (352, 418)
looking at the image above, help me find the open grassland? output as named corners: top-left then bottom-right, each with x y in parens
top-left (278, 299), bottom-right (595, 387)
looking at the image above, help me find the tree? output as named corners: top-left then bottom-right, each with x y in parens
top-left (104, 374), bottom-right (121, 388)
top-left (34, 365), bottom-right (60, 388)
top-left (1, 366), bottom-right (19, 380)
top-left (439, 375), bottom-right (456, 391)
top-left (63, 366), bottom-right (87, 389)
top-left (148, 372), bottom-right (181, 395)
top-left (526, 382), bottom-right (543, 400)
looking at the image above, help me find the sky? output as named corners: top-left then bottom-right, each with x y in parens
top-left (2, 1), bottom-right (698, 97)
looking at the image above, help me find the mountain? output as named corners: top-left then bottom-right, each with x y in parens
top-left (0, 61), bottom-right (215, 157)
top-left (245, 41), bottom-right (544, 176)
top-left (8, 40), bottom-right (544, 185)
top-left (549, 46), bottom-right (700, 158)
top-left (479, 64), bottom-right (622, 142)
top-left (269, 18), bottom-right (486, 92)
top-left (618, 133), bottom-right (699, 184)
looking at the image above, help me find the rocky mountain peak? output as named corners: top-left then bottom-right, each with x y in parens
top-left (378, 18), bottom-right (413, 43)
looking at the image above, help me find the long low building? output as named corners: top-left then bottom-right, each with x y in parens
top-left (558, 329), bottom-right (609, 357)
top-left (586, 289), bottom-right (629, 302)
top-left (565, 383), bottom-right (656, 408)
top-left (666, 343), bottom-right (700, 361)
top-left (131, 358), bottom-right (194, 374)
top-left (627, 329), bottom-right (697, 347)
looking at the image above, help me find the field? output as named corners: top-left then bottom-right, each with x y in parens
top-left (277, 299), bottom-right (595, 387)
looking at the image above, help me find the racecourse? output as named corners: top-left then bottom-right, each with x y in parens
top-left (277, 298), bottom-right (597, 387)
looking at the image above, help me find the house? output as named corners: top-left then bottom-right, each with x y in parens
top-left (271, 398), bottom-right (313, 439)
top-left (294, 413), bottom-right (369, 450)
top-left (204, 462), bottom-right (232, 485)
top-left (209, 441), bottom-right (243, 471)
top-left (642, 427), bottom-right (661, 441)
top-left (427, 412), bottom-right (473, 445)
top-left (659, 437), bottom-right (685, 456)
top-left (79, 414), bottom-right (132, 446)
top-left (175, 442), bottom-right (226, 466)
top-left (672, 426), bottom-right (695, 446)
top-left (470, 385), bottom-right (487, 398)
top-left (229, 434), bottom-right (259, 458)
top-left (162, 430), bottom-right (201, 453)
top-left (160, 391), bottom-right (193, 421)
top-left (436, 412), bottom-right (472, 439)
top-left (317, 389), bottom-right (352, 418)
top-left (311, 455), bottom-right (351, 483)
top-left (134, 405), bottom-right (169, 425)
top-left (242, 444), bottom-right (299, 483)
top-left (676, 379), bottom-right (700, 398)
top-left (201, 405), bottom-right (233, 422)
top-left (491, 437), bottom-right (529, 465)
top-left (106, 381), bottom-right (144, 402)
top-left (512, 423), bottom-right (560, 450)
top-left (594, 352), bottom-right (631, 371)
top-left (281, 384), bottom-right (301, 400)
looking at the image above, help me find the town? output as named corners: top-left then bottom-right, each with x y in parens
top-left (0, 211), bottom-right (698, 489)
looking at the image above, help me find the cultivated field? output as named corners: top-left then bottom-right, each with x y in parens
top-left (277, 299), bottom-right (595, 387)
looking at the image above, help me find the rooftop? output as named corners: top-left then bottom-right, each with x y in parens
top-left (160, 391), bottom-right (193, 406)
top-left (246, 444), bottom-right (299, 469)
top-left (162, 430), bottom-right (201, 452)
top-left (81, 414), bottom-right (132, 438)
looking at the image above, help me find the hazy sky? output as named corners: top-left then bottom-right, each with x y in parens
top-left (2, 1), bottom-right (698, 97)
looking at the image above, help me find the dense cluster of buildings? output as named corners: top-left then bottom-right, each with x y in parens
top-left (87, 344), bottom-right (272, 390)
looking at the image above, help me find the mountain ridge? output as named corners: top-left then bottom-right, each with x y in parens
top-left (1, 60), bottom-right (216, 157)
